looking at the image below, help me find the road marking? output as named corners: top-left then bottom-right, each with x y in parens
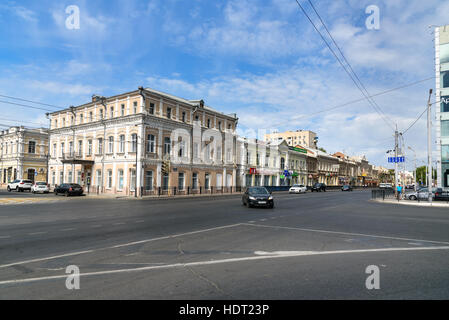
top-left (27, 232), bottom-right (47, 236)
top-left (135, 220), bottom-right (145, 223)
top-left (242, 223), bottom-right (449, 246)
top-left (1, 246), bottom-right (449, 286)
top-left (0, 223), bottom-right (242, 269)
top-left (0, 236), bottom-right (11, 239)
top-left (113, 223), bottom-right (125, 226)
top-left (90, 225), bottom-right (102, 228)
top-left (59, 228), bottom-right (76, 232)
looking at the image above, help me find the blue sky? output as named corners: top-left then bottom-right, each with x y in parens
top-left (0, 0), bottom-right (448, 168)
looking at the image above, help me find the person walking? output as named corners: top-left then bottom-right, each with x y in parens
top-left (397, 184), bottom-right (403, 200)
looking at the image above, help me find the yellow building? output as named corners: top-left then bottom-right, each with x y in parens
top-left (264, 130), bottom-right (318, 149)
top-left (0, 126), bottom-right (49, 186)
top-left (48, 87), bottom-right (239, 196)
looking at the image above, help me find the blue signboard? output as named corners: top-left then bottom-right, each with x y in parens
top-left (388, 157), bottom-right (405, 163)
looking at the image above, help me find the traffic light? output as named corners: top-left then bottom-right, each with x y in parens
top-left (161, 160), bottom-right (170, 174)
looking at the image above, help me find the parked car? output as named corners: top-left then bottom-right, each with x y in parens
top-left (379, 183), bottom-right (393, 189)
top-left (54, 183), bottom-right (84, 197)
top-left (242, 187), bottom-right (274, 208)
top-left (31, 182), bottom-right (50, 194)
top-left (405, 184), bottom-right (415, 190)
top-left (341, 185), bottom-right (353, 191)
top-left (289, 184), bottom-right (307, 194)
top-left (434, 188), bottom-right (449, 201)
top-left (7, 179), bottom-right (33, 192)
top-left (311, 183), bottom-right (326, 192)
top-left (407, 188), bottom-right (437, 200)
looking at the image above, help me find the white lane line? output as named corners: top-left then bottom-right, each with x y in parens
top-left (0, 223), bottom-right (242, 269)
top-left (90, 225), bottom-right (102, 228)
top-left (135, 220), bottom-right (145, 223)
top-left (113, 223), bottom-right (125, 226)
top-left (27, 232), bottom-right (47, 236)
top-left (0, 236), bottom-right (11, 239)
top-left (59, 228), bottom-right (76, 232)
top-left (242, 223), bottom-right (449, 246)
top-left (1, 246), bottom-right (449, 286)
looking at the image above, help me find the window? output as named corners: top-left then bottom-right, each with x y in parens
top-left (28, 141), bottom-right (36, 154)
top-left (182, 112), bottom-right (186, 122)
top-left (167, 107), bottom-right (171, 119)
top-left (162, 173), bottom-right (169, 191)
top-left (88, 140), bottom-right (92, 156)
top-left (53, 143), bottom-right (56, 157)
top-left (119, 135), bottom-right (125, 153)
top-left (52, 171), bottom-right (56, 186)
top-left (178, 140), bottom-right (185, 157)
top-left (147, 134), bottom-right (155, 153)
top-left (149, 103), bottom-right (155, 115)
top-left (61, 142), bottom-right (65, 157)
top-left (218, 121), bottom-right (222, 130)
top-left (442, 96), bottom-right (449, 113)
top-left (121, 104), bottom-right (125, 116)
top-left (89, 112), bottom-right (93, 122)
top-left (281, 158), bottom-right (285, 169)
top-left (228, 124), bottom-right (232, 130)
top-left (78, 140), bottom-right (83, 157)
top-left (77, 171), bottom-right (82, 184)
top-left (130, 169), bottom-right (137, 191)
top-left (205, 173), bottom-right (210, 189)
top-left (133, 102), bottom-right (138, 114)
top-left (442, 120), bottom-right (449, 137)
top-left (69, 141), bottom-right (73, 156)
top-left (440, 43), bottom-right (449, 64)
top-left (60, 171), bottom-right (64, 184)
top-left (145, 171), bottom-right (153, 191)
top-left (178, 173), bottom-right (185, 190)
top-left (207, 119), bottom-right (211, 128)
top-left (442, 145), bottom-right (449, 162)
top-left (107, 170), bottom-right (112, 188)
top-left (68, 171), bottom-right (73, 183)
top-left (193, 143), bottom-right (199, 159)
top-left (80, 114), bottom-right (83, 124)
top-left (110, 107), bottom-right (114, 118)
top-left (108, 136), bottom-right (114, 153)
top-left (192, 173), bottom-right (198, 189)
top-left (96, 170), bottom-right (102, 187)
top-left (62, 118), bottom-right (66, 127)
top-left (98, 138), bottom-right (103, 154)
top-left (131, 134), bottom-right (137, 153)
top-left (164, 137), bottom-right (171, 155)
top-left (99, 109), bottom-right (104, 119)
top-left (118, 170), bottom-right (124, 190)
top-left (54, 119), bottom-right (58, 128)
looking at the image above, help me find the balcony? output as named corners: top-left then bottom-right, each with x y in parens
top-left (61, 152), bottom-right (94, 165)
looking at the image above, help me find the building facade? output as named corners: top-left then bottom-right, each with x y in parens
top-left (264, 130), bottom-right (318, 149)
top-left (435, 25), bottom-right (449, 190)
top-left (0, 126), bottom-right (49, 186)
top-left (48, 88), bottom-right (239, 196)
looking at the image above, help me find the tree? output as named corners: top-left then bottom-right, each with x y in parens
top-left (416, 166), bottom-right (437, 185)
top-left (318, 147), bottom-right (327, 153)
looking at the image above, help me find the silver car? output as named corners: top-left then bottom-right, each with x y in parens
top-left (407, 188), bottom-right (437, 200)
top-left (32, 182), bottom-right (50, 194)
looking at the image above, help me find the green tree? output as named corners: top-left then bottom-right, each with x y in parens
top-left (318, 147), bottom-right (327, 153)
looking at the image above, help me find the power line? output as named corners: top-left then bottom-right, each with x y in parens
top-left (307, 0), bottom-right (395, 129)
top-left (402, 100), bottom-right (440, 135)
top-left (0, 94), bottom-right (62, 110)
top-left (0, 117), bottom-right (47, 127)
top-left (294, 0), bottom-right (395, 131)
top-left (0, 99), bottom-right (55, 112)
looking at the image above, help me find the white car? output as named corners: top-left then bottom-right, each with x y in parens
top-left (7, 179), bottom-right (33, 192)
top-left (289, 184), bottom-right (307, 194)
top-left (31, 182), bottom-right (50, 194)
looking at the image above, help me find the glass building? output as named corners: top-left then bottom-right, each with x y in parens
top-left (436, 25), bottom-right (449, 189)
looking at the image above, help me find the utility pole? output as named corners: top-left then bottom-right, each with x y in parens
top-left (394, 125), bottom-right (399, 197)
top-left (427, 89), bottom-right (433, 204)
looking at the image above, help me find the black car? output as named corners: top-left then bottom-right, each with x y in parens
top-left (342, 185), bottom-right (353, 191)
top-left (242, 187), bottom-right (274, 208)
top-left (311, 183), bottom-right (326, 192)
top-left (54, 183), bottom-right (84, 196)
top-left (434, 188), bottom-right (449, 201)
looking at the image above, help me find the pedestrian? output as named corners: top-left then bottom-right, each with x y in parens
top-left (397, 184), bottom-right (403, 200)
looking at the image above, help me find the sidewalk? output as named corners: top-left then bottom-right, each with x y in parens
top-left (371, 198), bottom-right (449, 208)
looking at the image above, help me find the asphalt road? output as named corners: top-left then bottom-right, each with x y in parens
top-left (0, 190), bottom-right (448, 299)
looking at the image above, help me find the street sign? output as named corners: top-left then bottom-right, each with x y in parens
top-left (388, 156), bottom-right (405, 163)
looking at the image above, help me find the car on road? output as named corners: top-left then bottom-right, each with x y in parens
top-left (341, 185), bottom-right (353, 191)
top-left (31, 182), bottom-right (50, 194)
top-left (379, 183), bottom-right (393, 189)
top-left (242, 187), bottom-right (274, 208)
top-left (7, 179), bottom-right (33, 192)
top-left (54, 183), bottom-right (84, 197)
top-left (311, 183), bottom-right (326, 192)
top-left (289, 184), bottom-right (307, 194)
top-left (434, 188), bottom-right (449, 201)
top-left (407, 187), bottom-right (437, 200)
